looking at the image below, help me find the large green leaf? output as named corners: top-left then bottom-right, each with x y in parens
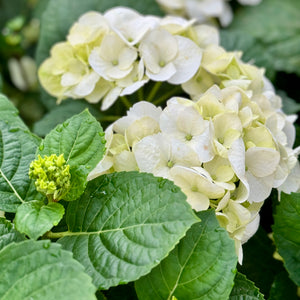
top-left (273, 192), bottom-right (300, 286)
top-left (135, 210), bottom-right (237, 300)
top-left (37, 109), bottom-right (105, 170)
top-left (0, 240), bottom-right (96, 299)
top-left (229, 273), bottom-right (264, 300)
top-left (0, 218), bottom-right (25, 251)
top-left (0, 121), bottom-right (43, 212)
top-left (226, 0), bottom-right (300, 76)
top-left (14, 200), bottom-right (65, 240)
top-left (36, 0), bottom-right (163, 66)
top-left (58, 172), bottom-right (199, 290)
top-left (0, 94), bottom-right (28, 130)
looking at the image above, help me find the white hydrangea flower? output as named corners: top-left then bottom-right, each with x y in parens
top-left (89, 33), bottom-right (138, 80)
top-left (104, 7), bottom-right (159, 46)
top-left (139, 28), bottom-right (202, 84)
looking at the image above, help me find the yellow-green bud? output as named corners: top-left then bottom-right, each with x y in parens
top-left (29, 154), bottom-right (71, 201)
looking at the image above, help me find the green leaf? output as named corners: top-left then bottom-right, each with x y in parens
top-left (273, 192), bottom-right (300, 286)
top-left (227, 0), bottom-right (300, 76)
top-left (58, 172), bottom-right (199, 289)
top-left (135, 210), bottom-right (238, 300)
top-left (37, 110), bottom-right (105, 201)
top-left (0, 240), bottom-right (97, 300)
top-left (33, 100), bottom-right (103, 137)
top-left (0, 94), bottom-right (28, 130)
top-left (64, 166), bottom-right (88, 201)
top-left (0, 122), bottom-right (43, 212)
top-left (268, 270), bottom-right (298, 300)
top-left (0, 218), bottom-right (25, 251)
top-left (229, 273), bottom-right (265, 300)
top-left (38, 109), bottom-right (105, 170)
top-left (238, 227), bottom-right (282, 298)
top-left (36, 0), bottom-right (163, 66)
top-left (14, 200), bottom-right (65, 240)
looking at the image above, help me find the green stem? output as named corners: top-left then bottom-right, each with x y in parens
top-left (138, 86), bottom-right (144, 101)
top-left (120, 96), bottom-right (131, 109)
top-left (152, 86), bottom-right (183, 106)
top-left (147, 81), bottom-right (162, 103)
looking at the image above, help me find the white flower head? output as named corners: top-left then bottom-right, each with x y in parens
top-left (139, 28), bottom-right (202, 84)
top-left (89, 33), bottom-right (138, 81)
top-left (104, 7), bottom-right (159, 46)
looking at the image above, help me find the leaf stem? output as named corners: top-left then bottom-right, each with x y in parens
top-left (45, 231), bottom-right (72, 239)
top-left (147, 81), bottom-right (162, 103)
top-left (152, 86), bottom-right (183, 106)
top-left (0, 168), bottom-right (24, 203)
top-left (120, 96), bottom-right (131, 109)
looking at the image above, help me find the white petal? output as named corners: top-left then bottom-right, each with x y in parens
top-left (72, 71), bottom-right (100, 97)
top-left (246, 171), bottom-right (273, 203)
top-left (246, 147), bottom-right (280, 177)
top-left (167, 35), bottom-right (202, 84)
top-left (101, 86), bottom-right (122, 110)
top-left (146, 62), bottom-right (177, 82)
top-left (88, 156), bottom-right (113, 180)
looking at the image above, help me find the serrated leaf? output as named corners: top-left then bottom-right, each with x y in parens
top-left (38, 109), bottom-right (105, 171)
top-left (14, 200), bottom-right (65, 240)
top-left (0, 122), bottom-right (43, 212)
top-left (0, 94), bottom-right (28, 130)
top-left (238, 227), bottom-right (282, 298)
top-left (227, 0), bottom-right (300, 76)
top-left (0, 240), bottom-right (96, 300)
top-left (268, 270), bottom-right (298, 300)
top-left (229, 273), bottom-right (264, 300)
top-left (33, 100), bottom-right (103, 137)
top-left (58, 172), bottom-right (199, 290)
top-left (135, 210), bottom-right (237, 300)
top-left (0, 218), bottom-right (25, 251)
top-left (272, 192), bottom-right (300, 286)
top-left (37, 110), bottom-right (105, 201)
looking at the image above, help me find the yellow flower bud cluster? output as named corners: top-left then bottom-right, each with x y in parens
top-left (29, 154), bottom-right (71, 201)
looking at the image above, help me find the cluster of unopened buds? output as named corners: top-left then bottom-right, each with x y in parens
top-left (39, 7), bottom-right (300, 262)
top-left (29, 154), bottom-right (71, 201)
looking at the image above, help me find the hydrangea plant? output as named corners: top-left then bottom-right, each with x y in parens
top-left (0, 1), bottom-right (299, 299)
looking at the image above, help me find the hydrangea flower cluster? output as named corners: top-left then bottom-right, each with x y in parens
top-left (39, 7), bottom-right (300, 262)
top-left (38, 7), bottom-right (211, 110)
top-left (156, 0), bottom-right (262, 26)
top-left (89, 88), bottom-right (300, 261)
top-left (29, 154), bottom-right (71, 201)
